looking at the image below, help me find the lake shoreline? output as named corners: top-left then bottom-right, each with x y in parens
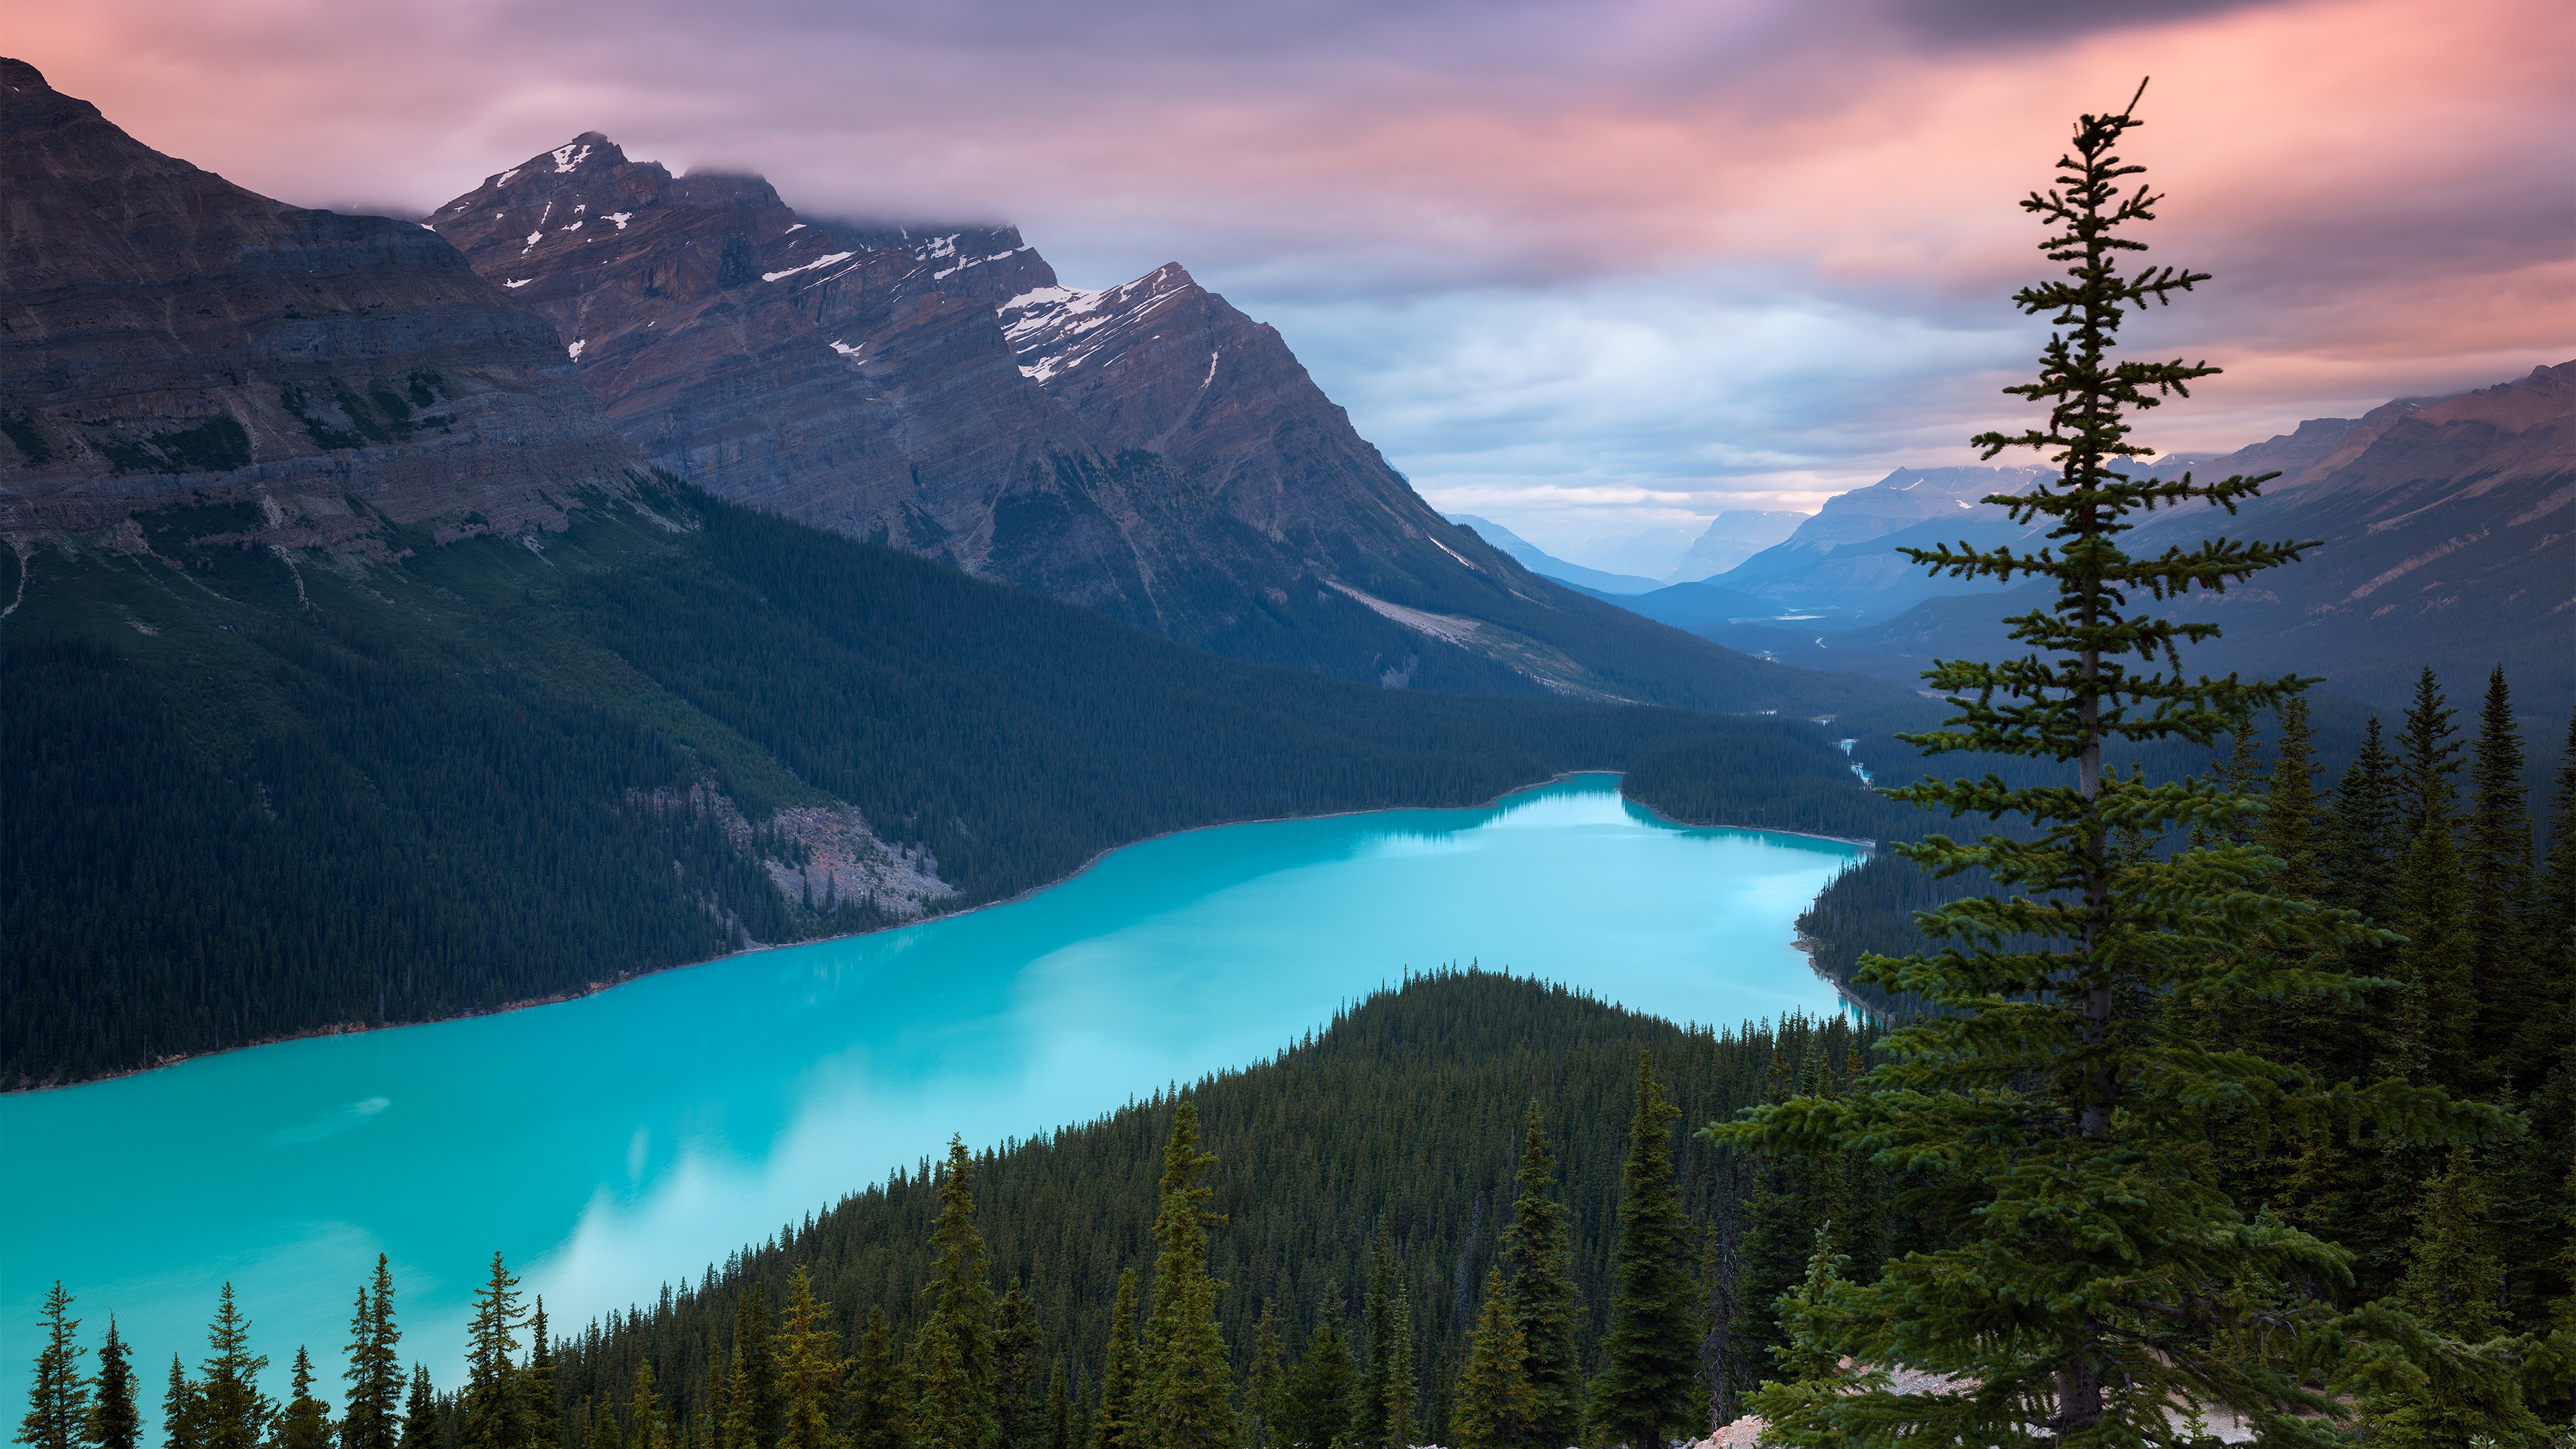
top-left (11, 771), bottom-right (1871, 1095)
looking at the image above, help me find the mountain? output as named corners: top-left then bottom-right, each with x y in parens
top-left (1, 63), bottom-right (1925, 1085)
top-left (1703, 466), bottom-right (2049, 624)
top-left (1665, 508), bottom-right (1807, 581)
top-left (1445, 514), bottom-right (1663, 593)
top-left (0, 59), bottom-right (637, 543)
top-left (419, 135), bottom-right (1892, 712)
top-left (1625, 370), bottom-right (2576, 720)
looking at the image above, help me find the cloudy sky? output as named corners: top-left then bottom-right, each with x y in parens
top-left (16, 0), bottom-right (2572, 569)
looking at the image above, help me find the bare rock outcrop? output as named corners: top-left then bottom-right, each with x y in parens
top-left (0, 58), bottom-right (641, 543)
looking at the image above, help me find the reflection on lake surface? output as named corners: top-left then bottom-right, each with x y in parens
top-left (0, 775), bottom-right (1858, 1415)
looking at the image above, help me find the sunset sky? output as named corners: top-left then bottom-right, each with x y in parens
top-left (15, 0), bottom-right (2571, 568)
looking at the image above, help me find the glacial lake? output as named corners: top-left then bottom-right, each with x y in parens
top-left (0, 775), bottom-right (1859, 1418)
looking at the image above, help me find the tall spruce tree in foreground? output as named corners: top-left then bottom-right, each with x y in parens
top-left (162, 1358), bottom-right (201, 1449)
top-left (1587, 1055), bottom-right (1700, 1449)
top-left (342, 1257), bottom-right (402, 1449)
top-left (1280, 1301), bottom-right (1352, 1449)
top-left (1091, 1273), bottom-right (1142, 1449)
top-left (1706, 83), bottom-right (2495, 1444)
top-left (462, 1255), bottom-right (525, 1449)
top-left (1138, 1103), bottom-right (1235, 1449)
top-left (13, 1283), bottom-right (88, 1449)
top-left (196, 1285), bottom-right (272, 1449)
top-left (276, 1348), bottom-right (334, 1449)
top-left (916, 1137), bottom-right (997, 1449)
top-left (1451, 1271), bottom-right (1534, 1449)
top-left (1495, 1106), bottom-right (1580, 1449)
top-left (396, 1368), bottom-right (437, 1449)
top-left (775, 1269), bottom-right (845, 1449)
top-left (92, 1318), bottom-right (140, 1449)
top-left (523, 1301), bottom-right (560, 1449)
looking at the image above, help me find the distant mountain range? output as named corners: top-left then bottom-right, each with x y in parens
top-left (1446, 515), bottom-right (1664, 594)
top-left (1603, 378), bottom-right (2574, 719)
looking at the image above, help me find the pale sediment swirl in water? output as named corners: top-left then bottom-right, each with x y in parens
top-left (0, 775), bottom-right (1859, 1420)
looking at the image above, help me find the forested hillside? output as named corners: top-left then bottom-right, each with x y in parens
top-left (1, 482), bottom-right (1902, 1088)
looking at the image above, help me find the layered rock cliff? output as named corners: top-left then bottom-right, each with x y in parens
top-left (427, 137), bottom-right (1880, 712)
top-left (0, 60), bottom-right (638, 545)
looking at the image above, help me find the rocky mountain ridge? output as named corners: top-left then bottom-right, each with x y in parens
top-left (421, 132), bottom-right (1878, 712)
top-left (0, 60), bottom-right (639, 549)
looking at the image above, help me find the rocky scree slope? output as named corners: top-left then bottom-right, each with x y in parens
top-left (425, 135), bottom-right (1892, 714)
top-left (0, 59), bottom-right (638, 547)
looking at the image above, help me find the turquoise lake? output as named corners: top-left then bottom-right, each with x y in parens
top-left (0, 775), bottom-right (1860, 1419)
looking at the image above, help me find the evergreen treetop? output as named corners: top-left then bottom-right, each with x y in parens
top-left (91, 1317), bottom-right (141, 1449)
top-left (1138, 1103), bottom-right (1234, 1449)
top-left (1587, 1055), bottom-right (1699, 1449)
top-left (13, 1283), bottom-right (87, 1449)
top-left (1495, 1105), bottom-right (1579, 1449)
top-left (341, 1256), bottom-right (402, 1449)
top-left (1707, 84), bottom-right (2497, 1445)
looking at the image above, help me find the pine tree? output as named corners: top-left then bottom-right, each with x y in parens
top-left (775, 1269), bottom-right (845, 1449)
top-left (197, 1285), bottom-right (273, 1449)
top-left (1239, 1306), bottom-right (1285, 1449)
top-left (462, 1255), bottom-right (525, 1449)
top-left (276, 1348), bottom-right (335, 1449)
top-left (1587, 1055), bottom-right (1699, 1449)
top-left (591, 1397), bottom-right (623, 1449)
top-left (91, 1318), bottom-right (140, 1449)
top-left (162, 1360), bottom-right (201, 1449)
top-left (909, 1321), bottom-right (976, 1449)
top-left (15, 1282), bottom-right (89, 1449)
top-left (1136, 1103), bottom-right (1234, 1449)
top-left (2465, 668), bottom-right (2540, 1087)
top-left (1450, 1273), bottom-right (1532, 1449)
top-left (625, 1366), bottom-right (669, 1449)
top-left (396, 1371), bottom-right (436, 1449)
top-left (1347, 1248), bottom-right (1395, 1449)
top-left (523, 1302), bottom-right (561, 1449)
top-left (1375, 1302), bottom-right (1411, 1449)
top-left (991, 1287), bottom-right (1043, 1449)
top-left (1042, 1363), bottom-right (1071, 1449)
top-left (1709, 86), bottom-right (2493, 1444)
top-left (921, 1137), bottom-right (996, 1448)
top-left (847, 1313), bottom-right (902, 1449)
top-left (1280, 1306), bottom-right (1351, 1449)
top-left (342, 1258), bottom-right (403, 1449)
top-left (1492, 1106), bottom-right (1578, 1449)
top-left (1089, 1273), bottom-right (1140, 1449)
top-left (2396, 669), bottom-right (2479, 1093)
top-left (721, 1292), bottom-right (777, 1449)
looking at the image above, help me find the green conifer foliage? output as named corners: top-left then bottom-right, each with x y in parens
top-left (991, 1287), bottom-right (1043, 1449)
top-left (1138, 1104), bottom-right (1234, 1449)
top-left (2465, 669), bottom-right (2540, 1087)
top-left (1239, 1306), bottom-right (1286, 1449)
top-left (1708, 87), bottom-right (2493, 1444)
top-left (463, 1256), bottom-right (526, 1449)
top-left (276, 1348), bottom-right (335, 1449)
top-left (625, 1366), bottom-right (669, 1449)
top-left (923, 1137), bottom-right (996, 1438)
top-left (395, 1370), bottom-right (435, 1449)
top-left (907, 1325), bottom-right (975, 1449)
top-left (2396, 670), bottom-right (2479, 1093)
top-left (162, 1360), bottom-right (201, 1449)
top-left (1346, 1250), bottom-right (1395, 1449)
top-left (1374, 1303), bottom-right (1411, 1449)
top-left (774, 1269), bottom-right (845, 1449)
top-left (847, 1313), bottom-right (902, 1449)
top-left (1450, 1272), bottom-right (1532, 1449)
top-left (1279, 1309), bottom-right (1351, 1449)
top-left (14, 1282), bottom-right (89, 1449)
top-left (341, 1258), bottom-right (403, 1449)
top-left (1041, 1363), bottom-right (1071, 1449)
top-left (2398, 1147), bottom-right (2508, 1343)
top-left (196, 1286), bottom-right (273, 1449)
top-left (720, 1293), bottom-right (777, 1449)
top-left (525, 1303), bottom-right (561, 1449)
top-left (91, 1318), bottom-right (141, 1449)
top-left (1587, 1056), bottom-right (1699, 1449)
top-left (1089, 1275), bottom-right (1140, 1449)
top-left (1493, 1108), bottom-right (1578, 1449)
